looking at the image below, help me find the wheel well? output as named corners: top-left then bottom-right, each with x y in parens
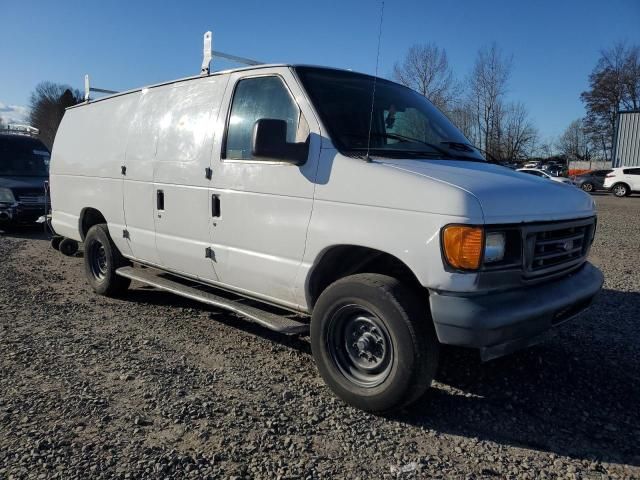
top-left (613, 182), bottom-right (630, 189)
top-left (307, 245), bottom-right (423, 308)
top-left (79, 208), bottom-right (107, 240)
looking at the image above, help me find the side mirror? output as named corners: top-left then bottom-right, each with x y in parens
top-left (251, 118), bottom-right (307, 164)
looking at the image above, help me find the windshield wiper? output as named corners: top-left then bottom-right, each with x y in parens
top-left (370, 132), bottom-right (456, 158)
top-left (343, 132), bottom-right (455, 158)
top-left (440, 141), bottom-right (495, 163)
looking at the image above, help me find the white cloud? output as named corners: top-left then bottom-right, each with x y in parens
top-left (0, 101), bottom-right (29, 125)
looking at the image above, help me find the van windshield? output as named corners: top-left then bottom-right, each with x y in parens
top-left (295, 66), bottom-right (484, 161)
top-left (0, 135), bottom-right (50, 176)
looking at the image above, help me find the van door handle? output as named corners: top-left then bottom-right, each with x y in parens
top-left (211, 194), bottom-right (220, 217)
top-left (157, 190), bottom-right (164, 211)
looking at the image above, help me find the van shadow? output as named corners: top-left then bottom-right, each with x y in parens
top-left (122, 286), bottom-right (639, 466)
top-left (396, 288), bottom-right (640, 467)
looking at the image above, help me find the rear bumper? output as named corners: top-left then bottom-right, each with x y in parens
top-left (429, 262), bottom-right (604, 361)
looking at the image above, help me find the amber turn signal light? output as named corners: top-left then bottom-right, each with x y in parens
top-left (442, 225), bottom-right (484, 270)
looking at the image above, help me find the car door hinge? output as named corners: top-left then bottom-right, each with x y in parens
top-left (123, 229), bottom-right (130, 239)
top-left (205, 167), bottom-right (212, 180)
top-left (205, 247), bottom-right (215, 261)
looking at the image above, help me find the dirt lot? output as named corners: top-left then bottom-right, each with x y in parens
top-left (1, 194), bottom-right (639, 479)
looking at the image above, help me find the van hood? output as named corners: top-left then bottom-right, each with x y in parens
top-left (379, 159), bottom-right (595, 223)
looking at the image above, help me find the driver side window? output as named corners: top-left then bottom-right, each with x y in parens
top-left (224, 76), bottom-right (309, 160)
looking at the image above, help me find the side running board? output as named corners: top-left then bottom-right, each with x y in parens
top-left (116, 266), bottom-right (309, 335)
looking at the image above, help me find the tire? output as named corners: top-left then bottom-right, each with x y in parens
top-left (581, 183), bottom-right (594, 193)
top-left (59, 238), bottom-right (79, 256)
top-left (50, 236), bottom-right (63, 251)
top-left (310, 273), bottom-right (439, 413)
top-left (83, 224), bottom-right (131, 296)
top-left (612, 183), bottom-right (629, 197)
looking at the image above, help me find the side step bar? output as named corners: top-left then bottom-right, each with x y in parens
top-left (116, 266), bottom-right (309, 335)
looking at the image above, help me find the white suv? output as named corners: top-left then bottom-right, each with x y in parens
top-left (49, 65), bottom-right (603, 413)
top-left (603, 167), bottom-right (640, 197)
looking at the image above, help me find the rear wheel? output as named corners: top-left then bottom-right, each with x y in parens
top-left (84, 224), bottom-right (130, 296)
top-left (581, 182), bottom-right (594, 192)
top-left (311, 274), bottom-right (438, 413)
top-left (50, 236), bottom-right (63, 251)
top-left (612, 183), bottom-right (629, 197)
top-left (59, 238), bottom-right (79, 256)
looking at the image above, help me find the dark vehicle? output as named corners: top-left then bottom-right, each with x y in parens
top-left (0, 133), bottom-right (50, 229)
top-left (542, 164), bottom-right (567, 177)
top-left (571, 169), bottom-right (613, 193)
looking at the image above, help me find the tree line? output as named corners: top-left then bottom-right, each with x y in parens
top-left (560, 42), bottom-right (639, 164)
top-left (394, 41), bottom-right (640, 164)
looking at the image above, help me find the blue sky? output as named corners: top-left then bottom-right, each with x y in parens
top-left (1, 0), bottom-right (639, 142)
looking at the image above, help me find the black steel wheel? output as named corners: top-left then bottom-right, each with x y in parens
top-left (311, 274), bottom-right (439, 413)
top-left (327, 305), bottom-right (394, 388)
top-left (87, 240), bottom-right (108, 280)
top-left (83, 224), bottom-right (130, 296)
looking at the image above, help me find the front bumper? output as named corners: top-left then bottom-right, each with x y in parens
top-left (429, 262), bottom-right (604, 361)
top-left (0, 203), bottom-right (47, 225)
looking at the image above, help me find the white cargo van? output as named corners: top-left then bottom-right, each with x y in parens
top-left (50, 64), bottom-right (603, 412)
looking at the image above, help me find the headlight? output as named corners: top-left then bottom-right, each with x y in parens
top-left (0, 188), bottom-right (15, 203)
top-left (484, 232), bottom-right (506, 263)
top-left (442, 227), bottom-right (509, 270)
top-left (442, 225), bottom-right (484, 270)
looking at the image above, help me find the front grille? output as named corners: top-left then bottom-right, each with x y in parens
top-left (11, 187), bottom-right (48, 206)
top-left (524, 218), bottom-right (595, 277)
top-left (18, 194), bottom-right (46, 205)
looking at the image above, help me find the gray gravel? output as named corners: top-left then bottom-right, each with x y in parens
top-left (1, 193), bottom-right (639, 479)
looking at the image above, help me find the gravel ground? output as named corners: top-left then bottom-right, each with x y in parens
top-left (1, 194), bottom-right (639, 479)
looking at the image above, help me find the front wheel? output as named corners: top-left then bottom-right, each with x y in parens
top-left (311, 274), bottom-right (439, 413)
top-left (612, 183), bottom-right (629, 197)
top-left (84, 224), bottom-right (131, 296)
top-left (581, 182), bottom-right (594, 192)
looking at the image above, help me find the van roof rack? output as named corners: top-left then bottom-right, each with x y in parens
top-left (82, 30), bottom-right (263, 104)
top-left (84, 75), bottom-right (119, 102)
top-left (200, 31), bottom-right (263, 75)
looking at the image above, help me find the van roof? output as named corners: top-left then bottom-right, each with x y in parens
top-left (67, 64), bottom-right (362, 110)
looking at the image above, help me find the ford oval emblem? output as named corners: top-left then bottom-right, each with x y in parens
top-left (563, 240), bottom-right (573, 251)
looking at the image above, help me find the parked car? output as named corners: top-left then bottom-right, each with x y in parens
top-left (50, 64), bottom-right (603, 413)
top-left (499, 162), bottom-right (518, 170)
top-left (571, 169), bottom-right (613, 192)
top-left (516, 168), bottom-right (573, 185)
top-left (603, 167), bottom-right (640, 197)
top-left (523, 161), bottom-right (540, 168)
top-left (0, 133), bottom-right (50, 230)
top-left (540, 163), bottom-right (567, 177)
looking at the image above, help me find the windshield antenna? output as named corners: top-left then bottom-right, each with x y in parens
top-left (365, 0), bottom-right (385, 163)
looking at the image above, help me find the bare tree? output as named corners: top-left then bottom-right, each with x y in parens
top-left (29, 82), bottom-right (83, 150)
top-left (500, 102), bottom-right (538, 161)
top-left (448, 100), bottom-right (477, 144)
top-left (393, 43), bottom-right (460, 112)
top-left (557, 119), bottom-right (592, 168)
top-left (467, 43), bottom-right (512, 159)
top-left (536, 140), bottom-right (555, 159)
top-left (581, 42), bottom-right (640, 161)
